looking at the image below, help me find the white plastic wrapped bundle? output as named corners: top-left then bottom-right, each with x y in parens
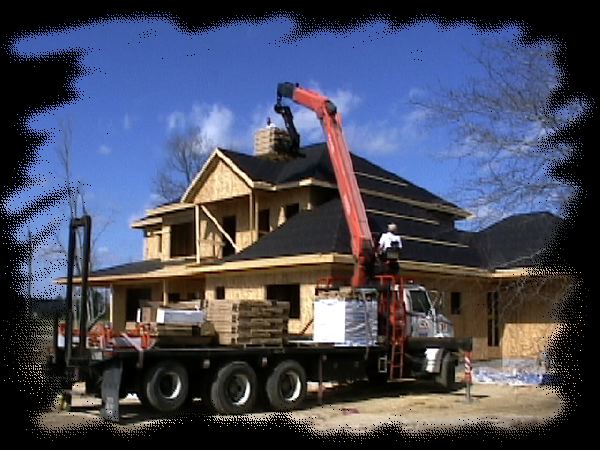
top-left (313, 297), bottom-right (378, 346)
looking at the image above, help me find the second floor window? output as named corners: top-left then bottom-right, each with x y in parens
top-left (222, 215), bottom-right (236, 257)
top-left (258, 209), bottom-right (270, 237)
top-left (170, 222), bottom-right (195, 257)
top-left (285, 203), bottom-right (300, 220)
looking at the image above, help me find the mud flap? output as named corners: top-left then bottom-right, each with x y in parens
top-left (100, 360), bottom-right (122, 423)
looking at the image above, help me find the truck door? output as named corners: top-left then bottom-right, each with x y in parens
top-left (406, 289), bottom-right (435, 337)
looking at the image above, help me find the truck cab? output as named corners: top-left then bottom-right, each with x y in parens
top-left (403, 284), bottom-right (454, 339)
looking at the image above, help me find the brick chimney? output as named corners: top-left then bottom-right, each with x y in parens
top-left (254, 119), bottom-right (294, 160)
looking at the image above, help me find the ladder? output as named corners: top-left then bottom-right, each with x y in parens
top-left (388, 278), bottom-right (406, 381)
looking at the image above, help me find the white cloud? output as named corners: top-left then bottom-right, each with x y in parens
top-left (282, 86), bottom-right (363, 144)
top-left (407, 87), bottom-right (426, 101)
top-left (344, 106), bottom-right (429, 155)
top-left (98, 144), bottom-right (112, 155)
top-left (166, 111), bottom-right (185, 131)
top-left (331, 89), bottom-right (362, 115)
top-left (123, 113), bottom-right (133, 130)
top-left (345, 121), bottom-right (400, 154)
top-left (191, 104), bottom-right (235, 148)
top-left (165, 104), bottom-right (237, 149)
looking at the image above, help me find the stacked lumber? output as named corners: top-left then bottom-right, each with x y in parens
top-left (207, 299), bottom-right (289, 346)
top-left (254, 127), bottom-right (291, 159)
top-left (152, 321), bottom-right (216, 347)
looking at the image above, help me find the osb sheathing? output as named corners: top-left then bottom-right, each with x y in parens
top-left (502, 323), bottom-right (559, 359)
top-left (144, 226), bottom-right (162, 260)
top-left (193, 159), bottom-right (250, 204)
top-left (255, 188), bottom-right (312, 230)
top-left (414, 273), bottom-right (567, 361)
top-left (110, 278), bottom-right (205, 332)
top-left (204, 198), bottom-right (253, 251)
top-left (162, 209), bottom-right (195, 226)
top-left (205, 266), bottom-right (334, 333)
top-left (199, 216), bottom-right (221, 260)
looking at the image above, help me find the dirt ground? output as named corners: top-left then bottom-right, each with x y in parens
top-left (37, 379), bottom-right (562, 434)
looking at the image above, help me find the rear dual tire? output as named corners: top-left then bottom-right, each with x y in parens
top-left (142, 361), bottom-right (189, 412)
top-left (265, 360), bottom-right (307, 411)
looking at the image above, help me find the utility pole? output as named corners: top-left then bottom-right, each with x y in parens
top-left (27, 227), bottom-right (33, 301)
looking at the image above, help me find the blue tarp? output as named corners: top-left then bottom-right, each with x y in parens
top-left (471, 359), bottom-right (559, 386)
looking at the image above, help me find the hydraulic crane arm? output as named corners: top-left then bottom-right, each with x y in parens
top-left (276, 82), bottom-right (374, 287)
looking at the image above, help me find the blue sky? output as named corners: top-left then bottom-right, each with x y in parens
top-left (11, 18), bottom-right (523, 296)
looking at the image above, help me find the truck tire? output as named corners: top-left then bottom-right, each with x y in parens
top-left (210, 361), bottom-right (257, 414)
top-left (265, 360), bottom-right (307, 411)
top-left (137, 388), bottom-right (151, 409)
top-left (435, 352), bottom-right (457, 391)
top-left (142, 361), bottom-right (189, 412)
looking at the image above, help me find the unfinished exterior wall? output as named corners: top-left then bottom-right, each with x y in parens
top-left (198, 214), bottom-right (222, 260)
top-left (193, 159), bottom-right (250, 204)
top-left (143, 225), bottom-right (162, 260)
top-left (110, 278), bottom-right (205, 332)
top-left (110, 283), bottom-right (162, 333)
top-left (415, 273), bottom-right (566, 361)
top-left (205, 266), bottom-right (334, 334)
top-left (500, 278), bottom-right (567, 360)
top-left (254, 187), bottom-right (312, 231)
top-left (413, 274), bottom-right (501, 360)
top-left (208, 197), bottom-right (252, 250)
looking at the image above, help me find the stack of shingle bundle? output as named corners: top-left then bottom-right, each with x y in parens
top-left (207, 299), bottom-right (290, 346)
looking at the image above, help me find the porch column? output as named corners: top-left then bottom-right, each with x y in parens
top-left (249, 192), bottom-right (254, 243)
top-left (162, 279), bottom-right (169, 306)
top-left (195, 204), bottom-right (201, 264)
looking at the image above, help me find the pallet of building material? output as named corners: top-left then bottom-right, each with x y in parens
top-left (216, 333), bottom-right (284, 346)
top-left (210, 317), bottom-right (287, 332)
top-left (156, 307), bottom-right (205, 325)
top-left (216, 317), bottom-right (287, 328)
top-left (155, 323), bottom-right (194, 336)
top-left (154, 335), bottom-right (214, 347)
top-left (160, 300), bottom-right (204, 310)
top-left (207, 301), bottom-right (289, 321)
top-left (211, 327), bottom-right (285, 338)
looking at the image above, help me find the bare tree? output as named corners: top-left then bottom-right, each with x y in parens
top-left (42, 120), bottom-right (112, 275)
top-left (413, 38), bottom-right (581, 227)
top-left (41, 120), bottom-right (113, 323)
top-left (153, 127), bottom-right (212, 204)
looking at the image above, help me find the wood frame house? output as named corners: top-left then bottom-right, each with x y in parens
top-left (65, 138), bottom-right (566, 362)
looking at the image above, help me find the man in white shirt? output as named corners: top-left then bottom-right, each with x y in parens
top-left (378, 223), bottom-right (402, 253)
top-left (378, 223), bottom-right (402, 275)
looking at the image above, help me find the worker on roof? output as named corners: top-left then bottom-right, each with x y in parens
top-left (378, 223), bottom-right (402, 252)
top-left (266, 117), bottom-right (276, 128)
top-left (378, 223), bottom-right (402, 275)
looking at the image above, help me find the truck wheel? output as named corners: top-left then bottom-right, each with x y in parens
top-left (136, 387), bottom-right (154, 409)
top-left (210, 361), bottom-right (257, 414)
top-left (143, 361), bottom-right (189, 413)
top-left (435, 353), bottom-right (457, 391)
top-left (265, 360), bottom-right (307, 411)
top-left (367, 370), bottom-right (389, 386)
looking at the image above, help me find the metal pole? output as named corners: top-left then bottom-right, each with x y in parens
top-left (318, 354), bottom-right (325, 405)
top-left (464, 351), bottom-right (473, 403)
top-left (65, 219), bottom-right (77, 365)
top-left (27, 228), bottom-right (32, 300)
top-left (78, 215), bottom-right (91, 355)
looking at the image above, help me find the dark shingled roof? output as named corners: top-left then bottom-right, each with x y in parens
top-left (473, 212), bottom-right (562, 269)
top-left (220, 144), bottom-right (463, 216)
top-left (225, 198), bottom-right (485, 269)
top-left (95, 146), bottom-right (560, 279)
top-left (90, 258), bottom-right (194, 278)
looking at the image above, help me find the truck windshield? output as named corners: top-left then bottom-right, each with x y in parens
top-left (408, 290), bottom-right (431, 314)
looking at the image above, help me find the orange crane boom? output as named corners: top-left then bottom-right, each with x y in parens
top-left (276, 82), bottom-right (374, 287)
